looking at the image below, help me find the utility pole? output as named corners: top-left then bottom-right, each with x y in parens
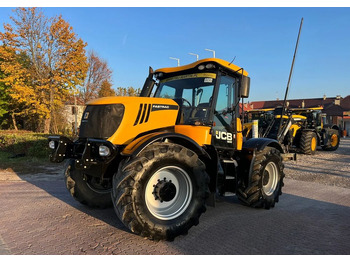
top-left (189, 52), bottom-right (199, 61)
top-left (169, 57), bottom-right (180, 66)
top-left (205, 48), bottom-right (215, 58)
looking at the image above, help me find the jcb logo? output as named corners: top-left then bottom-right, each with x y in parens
top-left (215, 131), bottom-right (233, 143)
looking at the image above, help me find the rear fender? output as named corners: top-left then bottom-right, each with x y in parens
top-left (242, 138), bottom-right (284, 153)
top-left (239, 138), bottom-right (284, 185)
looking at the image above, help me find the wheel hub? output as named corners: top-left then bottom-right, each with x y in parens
top-left (145, 166), bottom-right (193, 220)
top-left (330, 134), bottom-right (338, 147)
top-left (262, 162), bottom-right (278, 196)
top-left (152, 178), bottom-right (177, 202)
top-left (263, 171), bottom-right (270, 186)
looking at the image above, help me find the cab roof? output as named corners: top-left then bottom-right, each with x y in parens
top-left (155, 58), bottom-right (249, 76)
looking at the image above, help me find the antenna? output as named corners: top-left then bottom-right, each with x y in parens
top-left (228, 56), bottom-right (236, 65)
top-left (277, 17), bottom-right (304, 141)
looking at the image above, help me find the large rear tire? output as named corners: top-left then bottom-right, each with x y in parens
top-left (112, 142), bottom-right (209, 241)
top-left (237, 146), bottom-right (284, 209)
top-left (64, 159), bottom-right (113, 208)
top-left (300, 131), bottom-right (317, 155)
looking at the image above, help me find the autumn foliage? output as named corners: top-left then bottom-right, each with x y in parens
top-left (0, 8), bottom-right (88, 133)
top-left (80, 50), bottom-right (113, 103)
top-left (0, 7), bottom-right (129, 134)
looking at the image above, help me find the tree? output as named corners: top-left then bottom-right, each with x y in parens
top-left (0, 56), bottom-right (9, 119)
top-left (98, 80), bottom-right (115, 97)
top-left (115, 87), bottom-right (140, 97)
top-left (80, 50), bottom-right (113, 103)
top-left (127, 86), bottom-right (140, 97)
top-left (0, 7), bottom-right (88, 133)
top-left (0, 44), bottom-right (34, 130)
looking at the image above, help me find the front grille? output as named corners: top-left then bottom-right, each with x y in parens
top-left (79, 104), bottom-right (125, 139)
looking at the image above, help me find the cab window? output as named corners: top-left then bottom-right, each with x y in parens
top-left (214, 75), bottom-right (236, 129)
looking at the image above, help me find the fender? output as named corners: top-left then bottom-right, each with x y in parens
top-left (331, 125), bottom-right (339, 130)
top-left (242, 138), bottom-right (284, 153)
top-left (239, 138), bottom-right (284, 187)
top-left (121, 131), bottom-right (210, 159)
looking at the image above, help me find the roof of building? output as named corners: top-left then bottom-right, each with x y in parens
top-left (246, 95), bottom-right (350, 117)
top-left (248, 96), bottom-right (338, 109)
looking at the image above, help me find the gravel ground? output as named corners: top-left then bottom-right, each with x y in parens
top-left (284, 137), bottom-right (350, 188)
top-left (0, 138), bottom-right (349, 255)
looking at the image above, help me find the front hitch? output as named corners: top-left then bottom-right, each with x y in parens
top-left (48, 135), bottom-right (74, 163)
top-left (48, 136), bottom-right (119, 179)
top-left (74, 138), bottom-right (117, 171)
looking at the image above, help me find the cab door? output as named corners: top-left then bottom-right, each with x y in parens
top-left (212, 74), bottom-right (237, 149)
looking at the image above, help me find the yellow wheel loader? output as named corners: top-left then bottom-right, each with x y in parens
top-left (246, 107), bottom-right (340, 155)
top-left (48, 58), bottom-right (286, 240)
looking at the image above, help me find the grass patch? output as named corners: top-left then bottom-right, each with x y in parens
top-left (0, 130), bottom-right (52, 173)
top-left (0, 130), bottom-right (50, 158)
top-left (0, 150), bottom-right (52, 174)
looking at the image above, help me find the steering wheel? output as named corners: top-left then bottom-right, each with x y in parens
top-left (181, 98), bottom-right (192, 107)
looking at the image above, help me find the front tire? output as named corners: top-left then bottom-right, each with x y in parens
top-left (237, 146), bottom-right (284, 209)
top-left (322, 130), bottom-right (340, 151)
top-left (112, 142), bottom-right (209, 241)
top-left (64, 159), bottom-right (113, 208)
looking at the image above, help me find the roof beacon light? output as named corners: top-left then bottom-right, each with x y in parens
top-left (205, 63), bottom-right (215, 69)
top-left (198, 65), bottom-right (205, 70)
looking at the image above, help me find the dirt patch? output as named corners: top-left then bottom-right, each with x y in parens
top-left (0, 163), bottom-right (64, 182)
top-left (284, 138), bottom-right (350, 188)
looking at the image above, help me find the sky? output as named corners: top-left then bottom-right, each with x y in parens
top-left (0, 3), bottom-right (349, 102)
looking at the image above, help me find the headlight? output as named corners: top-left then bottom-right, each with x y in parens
top-left (99, 145), bottom-right (111, 156)
top-left (49, 140), bottom-right (56, 149)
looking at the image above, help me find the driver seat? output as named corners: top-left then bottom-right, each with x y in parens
top-left (192, 103), bottom-right (210, 119)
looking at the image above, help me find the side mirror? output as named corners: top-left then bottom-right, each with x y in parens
top-left (139, 66), bottom-right (155, 97)
top-left (240, 76), bottom-right (250, 98)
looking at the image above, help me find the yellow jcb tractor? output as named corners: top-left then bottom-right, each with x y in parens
top-left (48, 58), bottom-right (287, 240)
top-left (247, 107), bottom-right (340, 155)
top-left (288, 108), bottom-right (340, 154)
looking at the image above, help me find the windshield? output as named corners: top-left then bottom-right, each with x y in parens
top-left (155, 73), bottom-right (216, 125)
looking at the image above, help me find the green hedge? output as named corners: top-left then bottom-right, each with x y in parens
top-left (0, 130), bottom-right (50, 159)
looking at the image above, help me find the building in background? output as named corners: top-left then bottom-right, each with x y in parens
top-left (63, 96), bottom-right (85, 135)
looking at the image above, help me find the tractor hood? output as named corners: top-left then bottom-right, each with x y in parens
top-left (80, 96), bottom-right (179, 145)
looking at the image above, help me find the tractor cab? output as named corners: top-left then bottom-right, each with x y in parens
top-left (141, 58), bottom-right (250, 151)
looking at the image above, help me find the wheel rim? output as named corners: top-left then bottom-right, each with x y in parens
top-left (262, 162), bottom-right (279, 196)
top-left (330, 134), bottom-right (338, 147)
top-left (145, 166), bottom-right (193, 220)
top-left (86, 176), bottom-right (112, 194)
top-left (311, 137), bottom-right (317, 151)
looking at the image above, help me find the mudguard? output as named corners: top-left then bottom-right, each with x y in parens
top-left (239, 138), bottom-right (285, 185)
top-left (242, 137), bottom-right (284, 153)
top-left (121, 132), bottom-right (210, 159)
